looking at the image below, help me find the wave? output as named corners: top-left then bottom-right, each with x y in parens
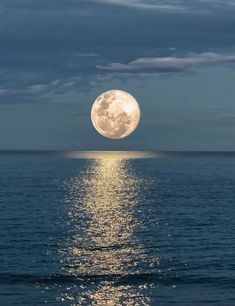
top-left (1, 272), bottom-right (234, 287)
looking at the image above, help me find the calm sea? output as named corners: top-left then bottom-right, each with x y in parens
top-left (0, 151), bottom-right (235, 305)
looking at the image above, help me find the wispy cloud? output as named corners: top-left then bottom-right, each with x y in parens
top-left (95, 0), bottom-right (187, 11)
top-left (97, 52), bottom-right (235, 73)
top-left (2, 0), bottom-right (235, 12)
top-left (94, 0), bottom-right (235, 13)
top-left (1, 52), bottom-right (235, 105)
top-left (0, 0), bottom-right (235, 106)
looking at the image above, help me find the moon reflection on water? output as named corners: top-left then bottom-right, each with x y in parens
top-left (59, 153), bottom-right (158, 305)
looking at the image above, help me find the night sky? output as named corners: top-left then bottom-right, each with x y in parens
top-left (1, 0), bottom-right (235, 150)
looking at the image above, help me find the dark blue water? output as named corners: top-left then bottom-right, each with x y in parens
top-left (0, 151), bottom-right (235, 305)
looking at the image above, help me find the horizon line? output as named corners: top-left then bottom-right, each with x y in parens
top-left (0, 150), bottom-right (235, 153)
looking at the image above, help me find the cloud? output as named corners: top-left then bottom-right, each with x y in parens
top-left (1, 52), bottom-right (235, 106)
top-left (94, 0), bottom-right (235, 13)
top-left (1, 0), bottom-right (235, 17)
top-left (97, 52), bottom-right (235, 73)
top-left (94, 0), bottom-right (187, 11)
top-left (1, 0), bottom-right (235, 107)
top-left (0, 75), bottom-right (94, 104)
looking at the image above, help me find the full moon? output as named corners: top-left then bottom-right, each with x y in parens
top-left (91, 89), bottom-right (141, 139)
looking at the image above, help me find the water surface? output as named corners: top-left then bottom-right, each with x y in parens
top-left (0, 151), bottom-right (235, 305)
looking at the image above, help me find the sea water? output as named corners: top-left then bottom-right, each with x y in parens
top-left (0, 151), bottom-right (234, 305)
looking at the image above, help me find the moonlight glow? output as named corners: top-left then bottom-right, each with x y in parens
top-left (91, 90), bottom-right (141, 139)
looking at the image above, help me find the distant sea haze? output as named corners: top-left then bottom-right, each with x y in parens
top-left (0, 151), bottom-right (234, 305)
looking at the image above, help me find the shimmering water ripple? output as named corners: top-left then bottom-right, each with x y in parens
top-left (59, 157), bottom-right (158, 305)
top-left (0, 151), bottom-right (235, 305)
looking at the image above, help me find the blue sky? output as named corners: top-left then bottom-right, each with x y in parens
top-left (1, 0), bottom-right (235, 150)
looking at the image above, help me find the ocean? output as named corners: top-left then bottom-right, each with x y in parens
top-left (0, 151), bottom-right (234, 305)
